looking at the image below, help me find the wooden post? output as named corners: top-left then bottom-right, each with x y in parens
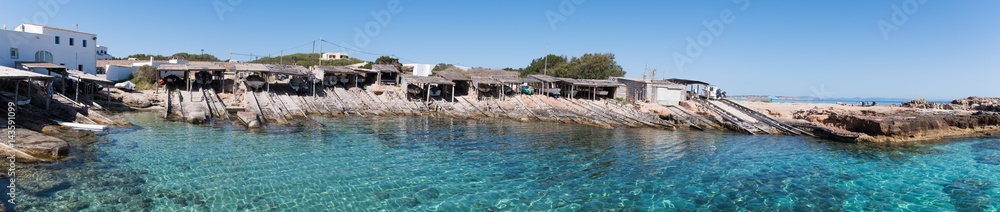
top-left (451, 85), bottom-right (455, 102)
top-left (46, 79), bottom-right (51, 110)
top-left (425, 84), bottom-right (430, 102)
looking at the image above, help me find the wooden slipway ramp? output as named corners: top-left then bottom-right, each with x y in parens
top-left (692, 99), bottom-right (813, 136)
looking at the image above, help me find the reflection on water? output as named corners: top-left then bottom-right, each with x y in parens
top-left (9, 113), bottom-right (1000, 211)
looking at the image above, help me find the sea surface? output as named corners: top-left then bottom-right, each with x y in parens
top-left (6, 112), bottom-right (1000, 211)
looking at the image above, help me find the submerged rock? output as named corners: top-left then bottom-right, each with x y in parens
top-left (974, 153), bottom-right (1000, 165)
top-left (943, 178), bottom-right (996, 211)
top-left (414, 187), bottom-right (440, 203)
top-left (4, 129), bottom-right (69, 160)
top-left (972, 141), bottom-right (1000, 151)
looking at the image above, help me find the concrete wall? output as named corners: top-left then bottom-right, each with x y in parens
top-left (0, 24), bottom-right (98, 74)
top-left (105, 65), bottom-right (137, 82)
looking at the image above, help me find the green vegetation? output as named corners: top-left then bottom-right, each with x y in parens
top-left (251, 53), bottom-right (367, 67)
top-left (129, 65), bottom-right (158, 90)
top-left (517, 53), bottom-right (625, 79)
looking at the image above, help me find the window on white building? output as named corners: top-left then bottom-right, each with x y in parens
top-left (55, 36), bottom-right (60, 44)
top-left (70, 38), bottom-right (75, 46)
top-left (9, 48), bottom-right (17, 59)
top-left (35, 51), bottom-right (53, 63)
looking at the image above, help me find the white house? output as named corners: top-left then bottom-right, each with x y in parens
top-left (0, 23), bottom-right (99, 74)
top-left (614, 77), bottom-right (687, 106)
top-left (321, 52), bottom-right (349, 60)
top-left (96, 45), bottom-right (112, 60)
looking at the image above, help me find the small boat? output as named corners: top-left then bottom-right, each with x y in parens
top-left (276, 74), bottom-right (289, 81)
top-left (356, 75), bottom-right (366, 84)
top-left (245, 75), bottom-right (266, 90)
top-left (542, 88), bottom-right (561, 95)
top-left (407, 84), bottom-right (423, 95)
top-left (520, 85), bottom-right (535, 95)
top-left (596, 91), bottom-right (610, 96)
top-left (339, 76), bottom-right (350, 84)
top-left (195, 71), bottom-right (213, 86)
top-left (503, 86), bottom-right (515, 95)
top-left (56, 121), bottom-right (107, 132)
top-left (0, 91), bottom-right (30, 106)
top-left (429, 85), bottom-right (441, 97)
top-left (323, 75), bottom-right (339, 87)
top-left (115, 81), bottom-right (136, 91)
top-left (478, 85), bottom-right (493, 93)
top-left (163, 75), bottom-right (180, 84)
top-left (290, 76), bottom-right (310, 93)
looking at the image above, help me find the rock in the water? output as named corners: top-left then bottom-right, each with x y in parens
top-left (414, 187), bottom-right (440, 203)
top-left (972, 141), bottom-right (1000, 151)
top-left (7, 129), bottom-right (69, 159)
top-left (943, 178), bottom-right (996, 212)
top-left (975, 153), bottom-right (1000, 165)
top-left (183, 103), bottom-right (208, 124)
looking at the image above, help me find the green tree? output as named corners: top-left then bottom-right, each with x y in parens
top-left (519, 53), bottom-right (624, 79)
top-left (519, 54), bottom-right (567, 77)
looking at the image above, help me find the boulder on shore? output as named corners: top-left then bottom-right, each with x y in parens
top-left (0, 129), bottom-right (69, 161)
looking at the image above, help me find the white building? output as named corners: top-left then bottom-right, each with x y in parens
top-left (403, 63), bottom-right (434, 76)
top-left (321, 52), bottom-right (349, 60)
top-left (0, 23), bottom-right (99, 74)
top-left (96, 45), bottom-right (112, 60)
top-left (614, 77), bottom-right (687, 106)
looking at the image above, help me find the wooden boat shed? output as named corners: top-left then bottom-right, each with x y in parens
top-left (400, 75), bottom-right (455, 102)
top-left (492, 76), bottom-right (541, 96)
top-left (313, 65), bottom-right (361, 88)
top-left (528, 74), bottom-right (561, 97)
top-left (0, 65), bottom-right (55, 109)
top-left (371, 64), bottom-right (401, 85)
top-left (556, 78), bottom-right (625, 100)
top-left (471, 76), bottom-right (504, 100)
top-left (434, 72), bottom-right (471, 97)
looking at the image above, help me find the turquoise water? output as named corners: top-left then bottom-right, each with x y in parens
top-left (8, 112), bottom-right (1000, 211)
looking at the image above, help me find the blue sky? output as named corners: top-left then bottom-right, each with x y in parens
top-left (2, 0), bottom-right (997, 99)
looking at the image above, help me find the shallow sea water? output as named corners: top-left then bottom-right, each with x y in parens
top-left (7, 112), bottom-right (1000, 211)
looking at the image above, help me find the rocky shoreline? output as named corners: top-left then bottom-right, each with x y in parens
top-left (740, 97), bottom-right (1000, 143)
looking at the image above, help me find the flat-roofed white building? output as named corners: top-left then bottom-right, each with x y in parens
top-left (0, 23), bottom-right (99, 74)
top-left (96, 45), bottom-right (112, 60)
top-left (321, 52), bottom-right (349, 60)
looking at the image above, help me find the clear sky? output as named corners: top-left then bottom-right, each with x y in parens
top-left (2, 0), bottom-right (997, 100)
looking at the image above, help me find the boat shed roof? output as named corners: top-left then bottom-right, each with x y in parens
top-left (0, 66), bottom-right (53, 79)
top-left (20, 62), bottom-right (65, 69)
top-left (434, 72), bottom-right (469, 81)
top-left (68, 69), bottom-right (112, 84)
top-left (401, 75), bottom-right (454, 85)
top-left (493, 76), bottom-right (540, 84)
top-left (372, 64), bottom-right (400, 73)
top-left (527, 74), bottom-right (559, 83)
top-left (264, 64), bottom-right (311, 75)
top-left (314, 66), bottom-right (358, 74)
top-left (157, 64), bottom-right (189, 71)
top-left (471, 76), bottom-right (502, 85)
top-left (559, 78), bottom-right (625, 87)
top-left (186, 64), bottom-right (226, 72)
top-left (232, 63), bottom-right (270, 72)
top-left (666, 78), bottom-right (710, 85)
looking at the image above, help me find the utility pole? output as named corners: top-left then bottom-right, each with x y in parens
top-left (280, 50), bottom-right (284, 65)
top-left (229, 49), bottom-right (232, 62)
top-left (318, 37), bottom-right (323, 66)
